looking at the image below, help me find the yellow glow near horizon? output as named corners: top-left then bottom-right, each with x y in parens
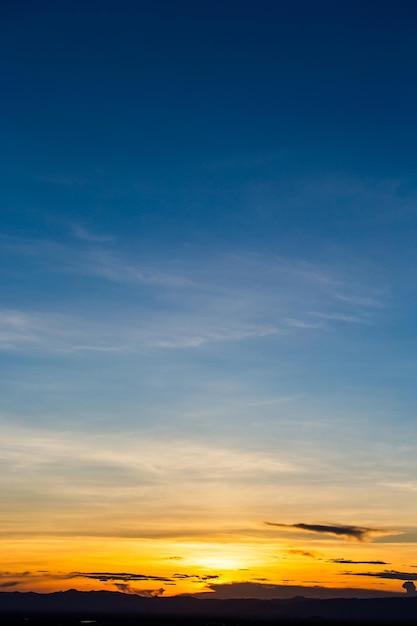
top-left (2, 532), bottom-right (414, 597)
top-left (188, 555), bottom-right (245, 571)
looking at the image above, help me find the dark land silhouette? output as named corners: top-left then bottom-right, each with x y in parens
top-left (2, 590), bottom-right (417, 623)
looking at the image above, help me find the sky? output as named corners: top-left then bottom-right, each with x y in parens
top-left (2, 0), bottom-right (417, 599)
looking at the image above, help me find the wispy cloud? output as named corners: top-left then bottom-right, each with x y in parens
top-left (0, 571), bottom-right (31, 579)
top-left (336, 293), bottom-right (386, 308)
top-left (0, 569), bottom-right (219, 595)
top-left (0, 310), bottom-right (78, 351)
top-left (0, 233), bottom-right (387, 354)
top-left (0, 307), bottom-right (280, 353)
top-left (0, 420), bottom-right (299, 480)
top-left (329, 558), bottom-right (389, 565)
top-left (0, 418), bottom-right (311, 539)
top-left (114, 585), bottom-right (165, 596)
top-left (308, 311), bottom-right (371, 324)
top-left (284, 318), bottom-right (323, 329)
top-left (349, 570), bottom-right (417, 581)
top-left (69, 571), bottom-right (173, 583)
top-left (72, 248), bottom-right (195, 288)
top-left (36, 174), bottom-right (85, 185)
top-left (265, 522), bottom-right (389, 541)
top-left (285, 549), bottom-right (320, 559)
top-left (72, 225), bottom-right (114, 243)
top-left (381, 481), bottom-right (417, 492)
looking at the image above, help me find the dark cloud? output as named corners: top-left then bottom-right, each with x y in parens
top-left (266, 522), bottom-right (385, 541)
top-left (349, 570), bottom-right (417, 581)
top-left (0, 571), bottom-right (31, 579)
top-left (114, 583), bottom-right (135, 594)
top-left (330, 559), bottom-right (388, 565)
top-left (286, 549), bottom-right (319, 559)
top-left (70, 571), bottom-right (219, 585)
top-left (0, 568), bottom-right (218, 590)
top-left (172, 573), bottom-right (219, 581)
top-left (134, 588), bottom-right (165, 598)
top-left (113, 583), bottom-right (165, 597)
top-left (70, 571), bottom-right (172, 583)
top-left (403, 581), bottom-right (416, 595)
top-left (190, 581), bottom-right (400, 600)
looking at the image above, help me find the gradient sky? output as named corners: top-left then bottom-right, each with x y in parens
top-left (2, 0), bottom-right (417, 599)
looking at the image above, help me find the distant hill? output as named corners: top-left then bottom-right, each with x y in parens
top-left (1, 590), bottom-right (417, 621)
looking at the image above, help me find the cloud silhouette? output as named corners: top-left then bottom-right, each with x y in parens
top-left (0, 571), bottom-right (31, 579)
top-left (113, 583), bottom-right (165, 597)
top-left (190, 581), bottom-right (400, 600)
top-left (329, 559), bottom-right (388, 565)
top-left (266, 522), bottom-right (385, 540)
top-left (114, 583), bottom-right (135, 594)
top-left (69, 570), bottom-right (220, 585)
top-left (172, 573), bottom-right (219, 581)
top-left (138, 588), bottom-right (165, 598)
top-left (0, 581), bottom-right (20, 588)
top-left (403, 581), bottom-right (416, 595)
top-left (286, 549), bottom-right (319, 559)
top-left (69, 571), bottom-right (172, 583)
top-left (349, 570), bottom-right (417, 581)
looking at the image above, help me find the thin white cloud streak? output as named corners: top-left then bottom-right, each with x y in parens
top-left (73, 248), bottom-right (195, 288)
top-left (0, 420), bottom-right (299, 480)
top-left (0, 310), bottom-right (79, 351)
top-left (72, 225), bottom-right (114, 243)
top-left (308, 311), bottom-right (371, 324)
top-left (0, 235), bottom-right (194, 289)
top-left (381, 482), bottom-right (417, 492)
top-left (0, 235), bottom-right (386, 354)
top-left (0, 233), bottom-right (382, 296)
top-left (335, 294), bottom-right (386, 308)
top-left (284, 318), bottom-right (323, 329)
top-left (0, 307), bottom-right (280, 353)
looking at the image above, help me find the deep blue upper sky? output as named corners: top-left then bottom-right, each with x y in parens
top-left (2, 0), bottom-right (417, 252)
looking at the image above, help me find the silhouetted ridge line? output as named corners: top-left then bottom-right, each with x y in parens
top-left (1, 591), bottom-right (417, 620)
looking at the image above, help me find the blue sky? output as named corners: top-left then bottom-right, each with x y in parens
top-left (2, 0), bottom-right (417, 597)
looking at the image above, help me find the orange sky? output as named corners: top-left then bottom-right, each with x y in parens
top-left (2, 513), bottom-right (417, 597)
top-left (3, 0), bottom-right (417, 604)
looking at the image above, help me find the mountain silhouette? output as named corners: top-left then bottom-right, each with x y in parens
top-left (1, 590), bottom-right (417, 621)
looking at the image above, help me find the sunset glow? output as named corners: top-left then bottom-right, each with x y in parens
top-left (2, 0), bottom-right (417, 603)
